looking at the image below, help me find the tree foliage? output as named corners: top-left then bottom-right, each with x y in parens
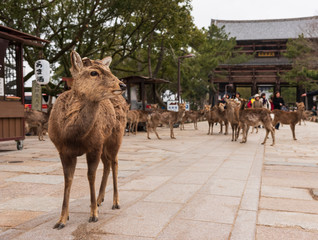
top-left (283, 31), bottom-right (318, 91)
top-left (0, 0), bottom-right (245, 107)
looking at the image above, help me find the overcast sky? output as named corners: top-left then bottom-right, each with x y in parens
top-left (191, 0), bottom-right (318, 29)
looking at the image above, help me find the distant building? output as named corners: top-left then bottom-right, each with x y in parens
top-left (211, 16), bottom-right (318, 107)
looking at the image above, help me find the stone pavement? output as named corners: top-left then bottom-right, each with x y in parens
top-left (0, 121), bottom-right (317, 240)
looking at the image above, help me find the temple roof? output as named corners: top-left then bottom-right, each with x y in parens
top-left (212, 16), bottom-right (318, 41)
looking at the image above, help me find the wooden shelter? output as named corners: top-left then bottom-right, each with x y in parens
top-left (121, 76), bottom-right (169, 110)
top-left (211, 16), bottom-right (318, 107)
top-left (0, 25), bottom-right (49, 149)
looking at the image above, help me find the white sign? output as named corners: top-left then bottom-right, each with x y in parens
top-left (167, 101), bottom-right (179, 112)
top-left (35, 59), bottom-right (50, 85)
top-left (167, 101), bottom-right (190, 112)
top-left (0, 77), bottom-right (4, 96)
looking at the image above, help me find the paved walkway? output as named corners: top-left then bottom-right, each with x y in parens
top-left (0, 121), bottom-right (317, 239)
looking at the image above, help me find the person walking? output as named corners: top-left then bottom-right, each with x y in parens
top-left (273, 91), bottom-right (285, 130)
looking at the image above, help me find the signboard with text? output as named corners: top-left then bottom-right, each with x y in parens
top-left (167, 101), bottom-right (190, 112)
top-left (32, 80), bottom-right (42, 111)
top-left (35, 59), bottom-right (50, 85)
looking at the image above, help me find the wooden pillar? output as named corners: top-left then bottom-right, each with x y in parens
top-left (141, 80), bottom-right (145, 110)
top-left (275, 68), bottom-right (281, 92)
top-left (127, 82), bottom-right (131, 104)
top-left (152, 83), bottom-right (156, 103)
top-left (252, 68), bottom-right (257, 95)
top-left (16, 43), bottom-right (24, 100)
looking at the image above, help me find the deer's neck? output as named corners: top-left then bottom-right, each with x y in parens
top-left (297, 108), bottom-right (304, 120)
top-left (62, 93), bottom-right (101, 140)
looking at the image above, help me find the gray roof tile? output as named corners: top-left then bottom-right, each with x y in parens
top-left (212, 16), bottom-right (318, 40)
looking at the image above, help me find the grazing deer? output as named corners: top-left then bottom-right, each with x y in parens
top-left (204, 105), bottom-right (220, 135)
top-left (225, 99), bottom-right (240, 141)
top-left (48, 51), bottom-right (127, 229)
top-left (272, 102), bottom-right (305, 140)
top-left (239, 100), bottom-right (275, 146)
top-left (147, 103), bottom-right (186, 139)
top-left (25, 109), bottom-right (49, 141)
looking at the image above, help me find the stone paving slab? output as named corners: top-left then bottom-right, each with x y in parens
top-left (6, 174), bottom-right (64, 185)
top-left (156, 218), bottom-right (231, 240)
top-left (256, 226), bottom-right (318, 240)
top-left (97, 202), bottom-right (182, 238)
top-left (0, 121), bottom-right (317, 239)
top-left (178, 194), bottom-right (241, 224)
top-left (261, 185), bottom-right (313, 200)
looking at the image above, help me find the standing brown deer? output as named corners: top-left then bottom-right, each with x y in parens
top-left (204, 105), bottom-right (220, 135)
top-left (180, 110), bottom-right (204, 130)
top-left (215, 102), bottom-right (229, 135)
top-left (272, 102), bottom-right (305, 140)
top-left (239, 99), bottom-right (275, 145)
top-left (147, 103), bottom-right (186, 139)
top-left (48, 50), bottom-right (127, 229)
top-left (25, 109), bottom-right (49, 141)
top-left (125, 108), bottom-right (138, 136)
top-left (225, 99), bottom-right (240, 141)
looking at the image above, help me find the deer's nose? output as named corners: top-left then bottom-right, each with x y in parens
top-left (120, 83), bottom-right (127, 91)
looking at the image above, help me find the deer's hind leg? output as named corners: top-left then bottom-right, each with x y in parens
top-left (97, 151), bottom-right (111, 206)
top-left (290, 123), bottom-right (297, 140)
top-left (53, 154), bottom-right (77, 229)
top-left (103, 135), bottom-right (122, 210)
top-left (86, 150), bottom-right (102, 223)
top-left (170, 122), bottom-right (176, 139)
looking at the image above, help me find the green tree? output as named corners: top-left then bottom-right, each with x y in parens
top-left (283, 34), bottom-right (318, 92)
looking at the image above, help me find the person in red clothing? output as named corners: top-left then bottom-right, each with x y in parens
top-left (269, 96), bottom-right (274, 110)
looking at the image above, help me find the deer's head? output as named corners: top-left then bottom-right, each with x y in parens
top-left (178, 103), bottom-right (186, 111)
top-left (70, 50), bottom-right (126, 102)
top-left (218, 103), bottom-right (225, 112)
top-left (204, 104), bottom-right (211, 112)
top-left (296, 102), bottom-right (305, 110)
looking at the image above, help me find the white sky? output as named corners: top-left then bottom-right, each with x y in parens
top-left (191, 0), bottom-right (318, 29)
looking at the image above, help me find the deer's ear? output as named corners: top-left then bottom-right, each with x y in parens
top-left (101, 56), bottom-right (112, 67)
top-left (70, 50), bottom-right (83, 72)
top-left (82, 57), bottom-right (92, 67)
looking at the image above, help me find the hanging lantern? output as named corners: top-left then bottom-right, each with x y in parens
top-left (34, 59), bottom-right (50, 85)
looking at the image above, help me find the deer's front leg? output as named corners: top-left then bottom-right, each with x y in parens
top-left (170, 122), bottom-right (176, 139)
top-left (53, 154), bottom-right (77, 229)
top-left (87, 151), bottom-right (101, 223)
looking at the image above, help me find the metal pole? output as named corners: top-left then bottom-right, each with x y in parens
top-left (177, 57), bottom-right (181, 103)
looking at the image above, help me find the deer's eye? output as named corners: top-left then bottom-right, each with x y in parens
top-left (90, 71), bottom-right (99, 77)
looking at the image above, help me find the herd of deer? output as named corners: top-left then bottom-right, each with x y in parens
top-left (22, 51), bottom-right (309, 229)
top-left (124, 98), bottom-right (305, 147)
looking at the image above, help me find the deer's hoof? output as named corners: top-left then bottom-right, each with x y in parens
top-left (112, 204), bottom-right (120, 210)
top-left (89, 216), bottom-right (98, 223)
top-left (97, 198), bottom-right (104, 207)
top-left (53, 222), bottom-right (65, 230)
